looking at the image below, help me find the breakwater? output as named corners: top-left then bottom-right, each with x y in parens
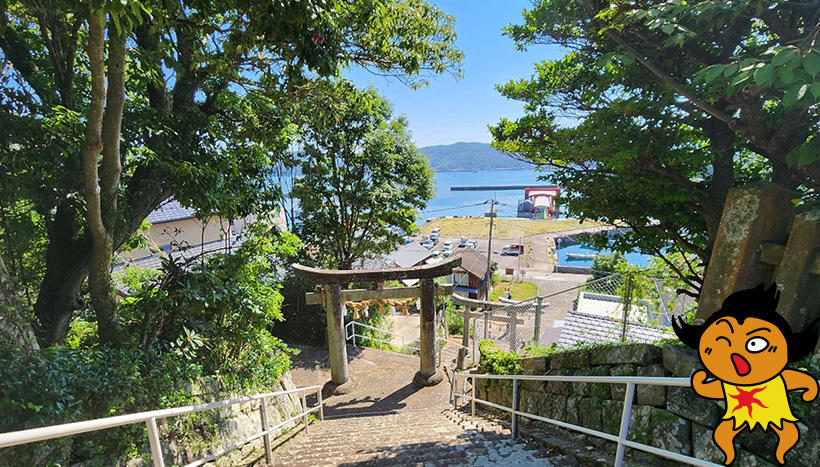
top-left (450, 184), bottom-right (560, 191)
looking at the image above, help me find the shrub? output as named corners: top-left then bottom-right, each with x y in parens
top-left (1, 221), bottom-right (300, 465)
top-left (355, 308), bottom-right (397, 351)
top-left (478, 340), bottom-right (522, 375)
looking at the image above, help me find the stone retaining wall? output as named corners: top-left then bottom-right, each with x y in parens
top-left (68, 372), bottom-right (305, 466)
top-left (475, 344), bottom-right (820, 466)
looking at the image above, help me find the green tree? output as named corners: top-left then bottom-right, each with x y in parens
top-left (491, 0), bottom-right (819, 294)
top-left (292, 80), bottom-right (434, 270)
top-left (0, 0), bottom-right (462, 346)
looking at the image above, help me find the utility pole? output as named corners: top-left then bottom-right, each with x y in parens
top-left (485, 195), bottom-right (496, 298)
top-left (517, 235), bottom-right (522, 282)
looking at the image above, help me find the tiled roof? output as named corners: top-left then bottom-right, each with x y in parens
top-left (147, 199), bottom-right (196, 224)
top-left (452, 249), bottom-right (488, 278)
top-left (556, 311), bottom-right (674, 348)
top-left (113, 235), bottom-right (247, 275)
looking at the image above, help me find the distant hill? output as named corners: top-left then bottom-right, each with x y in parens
top-left (419, 142), bottom-right (533, 172)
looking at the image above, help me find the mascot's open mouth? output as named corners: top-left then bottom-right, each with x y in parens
top-left (731, 353), bottom-right (751, 376)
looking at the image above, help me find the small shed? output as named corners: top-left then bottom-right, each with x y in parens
top-left (450, 249), bottom-right (490, 300)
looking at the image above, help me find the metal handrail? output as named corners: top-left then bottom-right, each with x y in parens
top-left (345, 320), bottom-right (470, 366)
top-left (0, 384), bottom-right (324, 467)
top-left (451, 373), bottom-right (721, 467)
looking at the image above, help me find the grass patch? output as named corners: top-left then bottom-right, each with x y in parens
top-left (489, 280), bottom-right (538, 301)
top-left (419, 217), bottom-right (606, 239)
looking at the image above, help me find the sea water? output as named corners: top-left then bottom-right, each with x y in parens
top-left (420, 169), bottom-right (547, 220)
top-left (424, 170), bottom-right (656, 267)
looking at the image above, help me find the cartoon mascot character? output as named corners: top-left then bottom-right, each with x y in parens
top-left (672, 284), bottom-right (818, 465)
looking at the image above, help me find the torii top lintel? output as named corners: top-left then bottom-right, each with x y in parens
top-left (291, 257), bottom-right (462, 284)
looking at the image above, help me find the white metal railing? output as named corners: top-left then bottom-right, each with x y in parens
top-left (0, 385), bottom-right (324, 467)
top-left (344, 320), bottom-right (470, 366)
top-left (451, 373), bottom-right (721, 467)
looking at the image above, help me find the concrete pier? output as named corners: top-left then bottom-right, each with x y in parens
top-left (450, 184), bottom-right (560, 191)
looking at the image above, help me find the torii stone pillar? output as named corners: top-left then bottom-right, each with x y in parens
top-left (414, 278), bottom-right (441, 386)
top-left (294, 258), bottom-right (460, 393)
top-left (324, 283), bottom-right (350, 390)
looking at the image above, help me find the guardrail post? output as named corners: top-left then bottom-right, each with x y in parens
top-left (511, 378), bottom-right (520, 439)
top-left (533, 297), bottom-right (543, 343)
top-left (470, 376), bottom-right (476, 417)
top-left (472, 318), bottom-right (477, 361)
top-left (317, 388), bottom-right (325, 421)
top-left (451, 376), bottom-right (457, 408)
top-left (615, 382), bottom-right (636, 467)
top-left (301, 392), bottom-right (309, 434)
top-left (145, 417), bottom-right (165, 467)
top-left (260, 397), bottom-right (273, 464)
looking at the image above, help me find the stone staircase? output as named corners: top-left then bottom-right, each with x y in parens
top-left (268, 408), bottom-right (575, 466)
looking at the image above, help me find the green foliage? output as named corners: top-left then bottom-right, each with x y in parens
top-left (355, 309), bottom-right (397, 351)
top-left (0, 340), bottom-right (200, 464)
top-left (118, 220), bottom-right (300, 372)
top-left (292, 80), bottom-right (435, 269)
top-left (443, 298), bottom-right (465, 336)
top-left (493, 0), bottom-right (820, 290)
top-left (1, 0), bottom-right (462, 344)
top-left (523, 341), bottom-right (558, 357)
top-left (478, 340), bottom-right (522, 375)
top-left (0, 222), bottom-right (300, 464)
top-left (591, 252), bottom-right (627, 278)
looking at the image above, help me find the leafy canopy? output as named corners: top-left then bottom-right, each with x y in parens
top-left (292, 80), bottom-right (434, 270)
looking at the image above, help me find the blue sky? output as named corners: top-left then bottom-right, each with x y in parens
top-left (345, 1), bottom-right (566, 148)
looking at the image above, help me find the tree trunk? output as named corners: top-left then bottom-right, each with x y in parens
top-left (0, 253), bottom-right (39, 357)
top-left (82, 11), bottom-right (123, 344)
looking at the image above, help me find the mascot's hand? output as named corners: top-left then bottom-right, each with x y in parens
top-left (692, 370), bottom-right (709, 395)
top-left (803, 381), bottom-right (818, 402)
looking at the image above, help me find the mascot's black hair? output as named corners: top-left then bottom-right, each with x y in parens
top-left (672, 284), bottom-right (820, 363)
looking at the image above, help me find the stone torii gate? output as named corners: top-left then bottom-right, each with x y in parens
top-left (292, 257), bottom-right (460, 394)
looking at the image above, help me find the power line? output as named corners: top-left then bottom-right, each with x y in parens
top-left (423, 201), bottom-right (489, 213)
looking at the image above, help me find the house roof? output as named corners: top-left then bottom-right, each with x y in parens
top-left (147, 199), bottom-right (196, 224)
top-left (452, 249), bottom-right (489, 278)
top-left (112, 235), bottom-right (247, 275)
top-left (388, 243), bottom-right (433, 268)
top-left (555, 311), bottom-right (674, 348)
top-left (356, 242), bottom-right (433, 270)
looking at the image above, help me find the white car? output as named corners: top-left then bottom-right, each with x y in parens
top-left (501, 244), bottom-right (512, 255)
top-left (443, 240), bottom-right (453, 250)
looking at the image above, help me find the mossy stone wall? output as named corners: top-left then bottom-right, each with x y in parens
top-left (476, 344), bottom-right (820, 466)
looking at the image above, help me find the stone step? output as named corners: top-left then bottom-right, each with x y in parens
top-left (267, 408), bottom-right (560, 467)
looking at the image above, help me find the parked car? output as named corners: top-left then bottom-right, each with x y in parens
top-left (431, 250), bottom-right (442, 258)
top-left (443, 250), bottom-right (452, 257)
top-left (458, 237), bottom-right (468, 247)
top-left (431, 227), bottom-right (441, 235)
top-left (403, 237), bottom-right (414, 245)
top-left (421, 239), bottom-right (434, 249)
top-left (443, 240), bottom-right (453, 250)
top-left (430, 231), bottom-right (440, 241)
top-left (501, 244), bottom-right (512, 255)
top-left (467, 240), bottom-right (478, 249)
top-left (511, 244), bottom-right (524, 255)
